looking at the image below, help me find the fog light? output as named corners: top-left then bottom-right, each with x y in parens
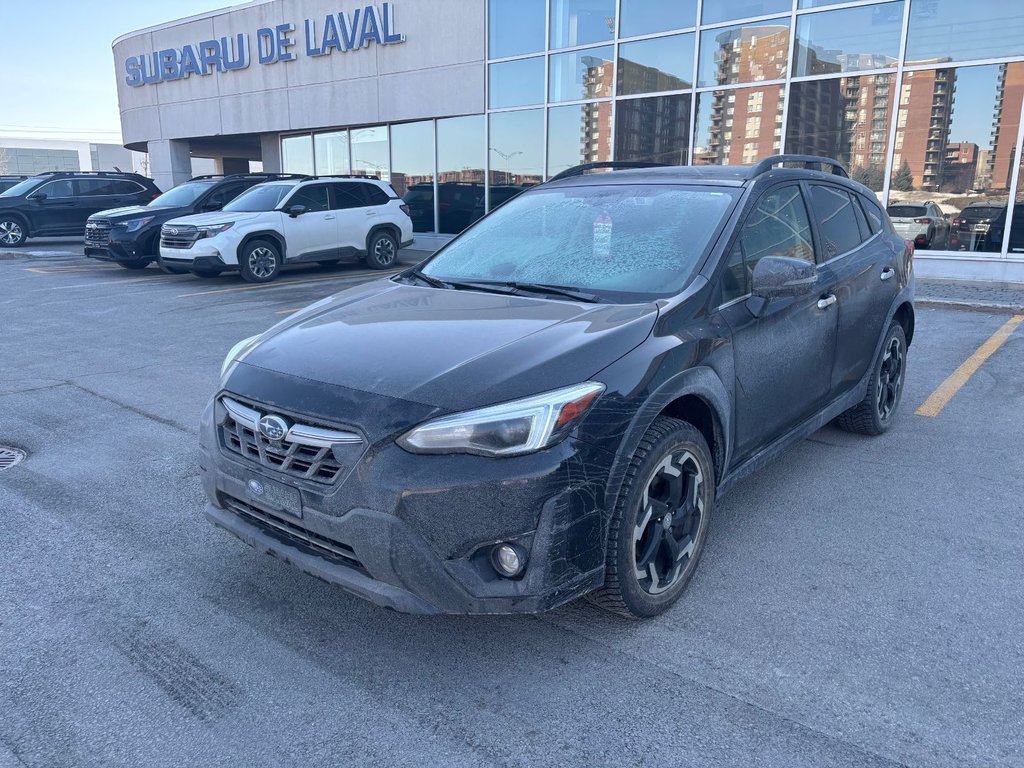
top-left (491, 543), bottom-right (526, 578)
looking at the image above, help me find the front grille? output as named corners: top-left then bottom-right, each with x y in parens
top-left (219, 396), bottom-right (360, 484)
top-left (221, 494), bottom-right (365, 573)
top-left (85, 220), bottom-right (111, 246)
top-left (161, 225), bottom-right (199, 249)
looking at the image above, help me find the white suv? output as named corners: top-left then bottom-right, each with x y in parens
top-left (158, 177), bottom-right (414, 282)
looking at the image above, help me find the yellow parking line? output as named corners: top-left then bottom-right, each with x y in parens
top-left (177, 269), bottom-right (397, 298)
top-left (916, 314), bottom-right (1024, 417)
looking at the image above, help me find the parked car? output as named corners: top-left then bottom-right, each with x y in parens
top-left (0, 171), bottom-right (160, 247)
top-left (159, 176), bottom-right (413, 282)
top-left (0, 175), bottom-right (28, 194)
top-left (886, 201), bottom-right (949, 249)
top-left (403, 182), bottom-right (484, 234)
top-left (950, 201), bottom-right (1006, 252)
top-left (200, 155), bottom-right (914, 618)
top-left (84, 173), bottom-right (305, 271)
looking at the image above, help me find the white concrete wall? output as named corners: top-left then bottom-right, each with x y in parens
top-left (113, 0), bottom-right (486, 150)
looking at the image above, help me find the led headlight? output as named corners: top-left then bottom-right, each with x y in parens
top-left (220, 335), bottom-right (261, 380)
top-left (118, 216), bottom-right (154, 232)
top-left (397, 382), bottom-right (605, 457)
top-left (198, 222), bottom-right (234, 239)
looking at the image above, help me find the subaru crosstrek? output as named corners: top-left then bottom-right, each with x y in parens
top-left (160, 176), bottom-right (413, 282)
top-left (200, 156), bottom-right (914, 618)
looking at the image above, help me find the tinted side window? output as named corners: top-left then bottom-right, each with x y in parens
top-left (858, 194), bottom-right (884, 234)
top-left (809, 185), bottom-right (862, 259)
top-left (41, 179), bottom-right (75, 198)
top-left (110, 180), bottom-right (145, 195)
top-left (287, 184), bottom-right (330, 212)
top-left (722, 184), bottom-right (814, 302)
top-left (360, 183), bottom-right (390, 206)
top-left (330, 184), bottom-right (367, 210)
top-left (205, 183), bottom-right (250, 209)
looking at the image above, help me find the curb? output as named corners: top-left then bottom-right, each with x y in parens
top-left (917, 298), bottom-right (1024, 314)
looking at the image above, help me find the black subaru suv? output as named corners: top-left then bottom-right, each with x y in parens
top-left (85, 173), bottom-right (305, 271)
top-left (0, 171), bottom-right (160, 248)
top-left (201, 156), bottom-right (914, 618)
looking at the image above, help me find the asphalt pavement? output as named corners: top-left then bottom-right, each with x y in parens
top-left (1, 243), bottom-right (1023, 767)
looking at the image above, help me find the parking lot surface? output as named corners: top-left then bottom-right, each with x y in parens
top-left (1, 246), bottom-right (1023, 767)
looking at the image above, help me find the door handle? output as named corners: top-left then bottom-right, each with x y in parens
top-left (880, 267), bottom-right (895, 281)
top-left (817, 294), bottom-right (837, 310)
top-left (324, 215), bottom-right (336, 220)
top-left (365, 211), bottom-right (374, 216)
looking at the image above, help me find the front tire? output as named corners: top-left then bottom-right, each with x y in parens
top-left (118, 260), bottom-right (149, 270)
top-left (239, 239), bottom-right (282, 283)
top-left (836, 321), bottom-right (907, 436)
top-left (0, 217), bottom-right (27, 247)
top-left (590, 417), bottom-right (715, 619)
top-left (365, 230), bottom-right (399, 270)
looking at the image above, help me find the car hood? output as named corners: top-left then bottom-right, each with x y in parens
top-left (164, 210), bottom-right (267, 227)
top-left (89, 205), bottom-right (161, 222)
top-left (234, 280), bottom-right (659, 410)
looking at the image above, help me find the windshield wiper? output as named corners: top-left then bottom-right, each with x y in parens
top-left (404, 269), bottom-right (451, 289)
top-left (502, 282), bottom-right (601, 303)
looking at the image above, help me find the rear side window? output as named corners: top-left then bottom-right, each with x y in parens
top-left (331, 184), bottom-right (366, 210)
top-left (75, 179), bottom-right (144, 196)
top-left (722, 184), bottom-right (815, 302)
top-left (860, 195), bottom-right (884, 234)
top-left (809, 185), bottom-right (862, 259)
top-left (360, 183), bottom-right (390, 206)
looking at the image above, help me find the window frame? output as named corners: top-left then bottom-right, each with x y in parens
top-left (803, 181), bottom-right (877, 264)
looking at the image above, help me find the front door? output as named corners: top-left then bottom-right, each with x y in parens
top-left (280, 184), bottom-right (337, 260)
top-left (719, 183), bottom-right (839, 462)
top-left (31, 179), bottom-right (78, 234)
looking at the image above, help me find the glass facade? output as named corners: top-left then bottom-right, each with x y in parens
top-left (278, 0), bottom-right (1024, 256)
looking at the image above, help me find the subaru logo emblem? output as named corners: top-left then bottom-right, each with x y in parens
top-left (167, 227), bottom-right (178, 235)
top-left (247, 479), bottom-right (264, 496)
top-left (258, 415), bottom-right (288, 441)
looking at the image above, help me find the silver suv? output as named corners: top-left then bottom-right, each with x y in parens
top-left (159, 176), bottom-right (414, 282)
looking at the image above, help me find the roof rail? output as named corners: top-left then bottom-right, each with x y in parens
top-left (31, 170), bottom-right (150, 179)
top-left (188, 172), bottom-right (310, 182)
top-left (548, 161), bottom-right (669, 183)
top-left (750, 155), bottom-right (849, 178)
top-left (309, 174), bottom-right (381, 181)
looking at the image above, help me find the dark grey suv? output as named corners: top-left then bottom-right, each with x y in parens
top-left (201, 155), bottom-right (914, 618)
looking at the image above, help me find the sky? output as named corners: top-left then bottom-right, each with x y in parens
top-left (0, 0), bottom-right (234, 143)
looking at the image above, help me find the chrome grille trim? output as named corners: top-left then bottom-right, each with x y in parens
top-left (85, 220), bottom-right (111, 246)
top-left (160, 224), bottom-right (200, 249)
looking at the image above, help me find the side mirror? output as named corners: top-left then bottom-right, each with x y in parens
top-left (747, 256), bottom-right (817, 316)
top-left (287, 205), bottom-right (307, 218)
top-left (201, 200), bottom-right (223, 212)
top-left (27, 192), bottom-right (46, 201)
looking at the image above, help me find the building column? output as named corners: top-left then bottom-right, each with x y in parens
top-left (260, 133), bottom-right (282, 173)
top-left (146, 139), bottom-right (192, 191)
top-left (214, 157), bottom-right (250, 175)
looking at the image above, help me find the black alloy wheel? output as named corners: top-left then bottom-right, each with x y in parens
top-left (836, 321), bottom-right (907, 435)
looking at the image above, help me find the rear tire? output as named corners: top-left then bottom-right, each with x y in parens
top-left (365, 230), bottom-right (399, 270)
top-left (239, 239), bottom-right (282, 283)
top-left (0, 217), bottom-right (27, 247)
top-left (836, 322), bottom-right (907, 436)
top-left (589, 417), bottom-right (715, 619)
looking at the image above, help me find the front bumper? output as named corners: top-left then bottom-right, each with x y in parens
top-left (198, 380), bottom-right (611, 614)
top-left (85, 232), bottom-right (155, 264)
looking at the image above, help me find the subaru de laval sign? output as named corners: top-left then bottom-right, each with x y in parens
top-left (124, 3), bottom-right (405, 87)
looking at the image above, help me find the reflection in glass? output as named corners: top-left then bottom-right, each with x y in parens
top-left (550, 46), bottom-right (614, 102)
top-left (786, 75), bottom-right (894, 191)
top-left (489, 57), bottom-right (545, 109)
top-left (313, 131), bottom-right (350, 175)
top-left (615, 95), bottom-right (691, 165)
top-left (489, 0), bottom-right (546, 59)
top-left (619, 0), bottom-right (696, 38)
top-left (489, 110), bottom-right (544, 211)
top-left (281, 134), bottom-right (313, 175)
top-left (391, 121), bottom-right (435, 231)
top-left (888, 64), bottom-right (1022, 254)
top-left (701, 0), bottom-right (790, 26)
top-left (694, 85), bottom-right (785, 165)
top-left (351, 126), bottom-right (389, 180)
top-left (548, 102), bottom-right (612, 176)
top-left (698, 22), bottom-right (790, 88)
top-left (550, 0), bottom-right (616, 49)
top-left (793, 2), bottom-right (903, 77)
top-left (437, 115), bottom-right (485, 235)
top-left (617, 34), bottom-right (694, 96)
top-left (905, 0), bottom-right (1024, 65)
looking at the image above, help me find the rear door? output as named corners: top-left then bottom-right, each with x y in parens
top-left (330, 183), bottom-right (372, 252)
top-left (720, 183), bottom-right (839, 461)
top-left (74, 179), bottom-right (147, 225)
top-left (280, 184), bottom-right (337, 260)
top-left (808, 184), bottom-right (899, 393)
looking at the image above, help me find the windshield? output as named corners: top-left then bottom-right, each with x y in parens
top-left (887, 205), bottom-right (926, 218)
top-left (149, 181), bottom-right (217, 207)
top-left (0, 178), bottom-right (41, 198)
top-left (420, 184), bottom-right (737, 299)
top-left (223, 183), bottom-right (295, 212)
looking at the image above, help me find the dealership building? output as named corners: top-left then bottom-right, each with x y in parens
top-left (114, 0), bottom-right (1024, 279)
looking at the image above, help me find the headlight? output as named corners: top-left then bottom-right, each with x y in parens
top-left (118, 216), bottom-right (154, 232)
top-left (397, 382), bottom-right (605, 457)
top-left (220, 335), bottom-right (260, 379)
top-left (198, 222), bottom-right (234, 239)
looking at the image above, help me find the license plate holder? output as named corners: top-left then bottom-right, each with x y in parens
top-left (244, 474), bottom-right (302, 519)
